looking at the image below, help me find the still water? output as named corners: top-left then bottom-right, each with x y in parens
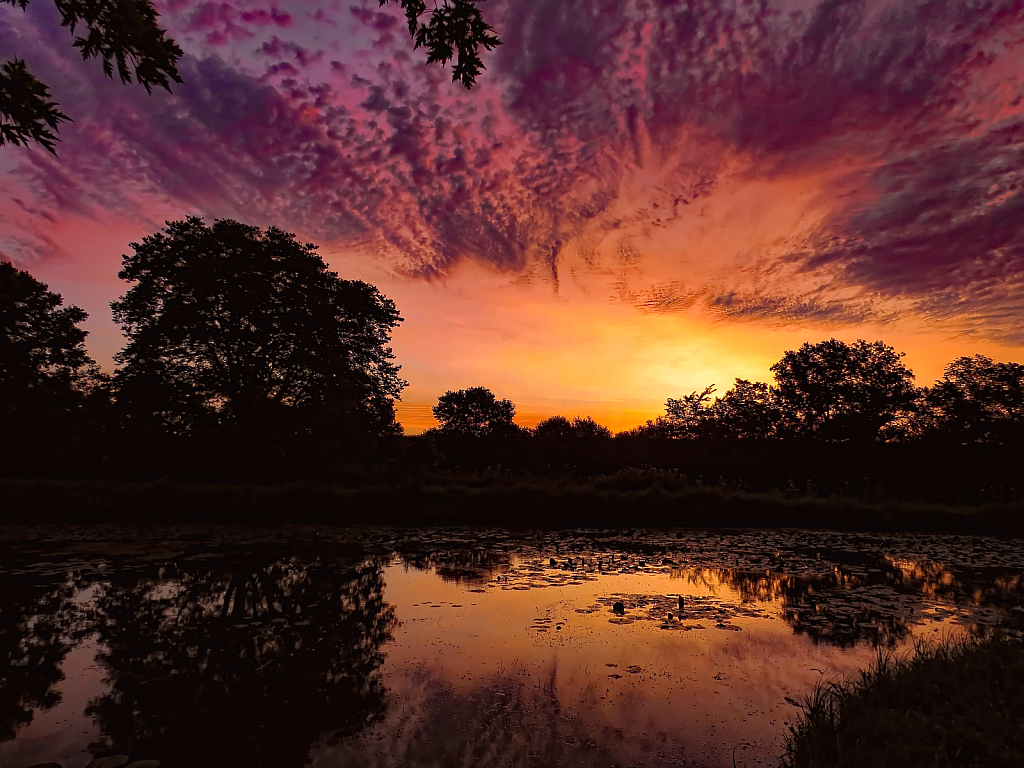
top-left (1, 526), bottom-right (1022, 768)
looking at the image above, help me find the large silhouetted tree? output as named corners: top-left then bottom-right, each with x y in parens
top-left (771, 339), bottom-right (917, 441)
top-left (915, 355), bottom-right (1024, 445)
top-left (0, 260), bottom-right (100, 413)
top-left (2, 0), bottom-right (498, 152)
top-left (111, 218), bottom-right (405, 440)
top-left (432, 387), bottom-right (515, 436)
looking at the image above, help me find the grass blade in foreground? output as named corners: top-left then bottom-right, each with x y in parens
top-left (781, 633), bottom-right (1024, 768)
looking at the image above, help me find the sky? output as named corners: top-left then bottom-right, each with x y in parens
top-left (3, 0), bottom-right (1024, 433)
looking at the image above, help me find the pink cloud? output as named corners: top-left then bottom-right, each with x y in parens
top-left (240, 6), bottom-right (293, 27)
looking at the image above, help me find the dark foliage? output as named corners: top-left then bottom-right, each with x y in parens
top-left (2, 0), bottom-right (499, 151)
top-left (0, 0), bottom-right (182, 151)
top-left (110, 218), bottom-right (405, 445)
top-left (771, 339), bottom-right (917, 441)
top-left (0, 260), bottom-right (101, 413)
top-left (782, 635), bottom-right (1024, 768)
top-left (914, 354), bottom-right (1024, 445)
top-left (432, 386), bottom-right (517, 436)
top-left (0, 59), bottom-right (69, 152)
top-left (3, 253), bottom-right (1024, 521)
top-left (384, 0), bottom-right (501, 88)
top-left (534, 415), bottom-right (612, 441)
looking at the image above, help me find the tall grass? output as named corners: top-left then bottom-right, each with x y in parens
top-left (780, 633), bottom-right (1024, 768)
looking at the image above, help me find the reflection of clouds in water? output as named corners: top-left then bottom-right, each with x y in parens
top-left (0, 528), bottom-right (1022, 767)
top-left (315, 667), bottom-right (695, 768)
top-left (392, 531), bottom-right (1024, 649)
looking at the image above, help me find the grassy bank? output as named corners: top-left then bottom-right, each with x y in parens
top-left (1, 473), bottom-right (1023, 533)
top-left (781, 634), bottom-right (1024, 767)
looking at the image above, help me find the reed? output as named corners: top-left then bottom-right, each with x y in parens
top-left (780, 633), bottom-right (1024, 768)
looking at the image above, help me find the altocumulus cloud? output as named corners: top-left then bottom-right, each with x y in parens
top-left (2, 0), bottom-right (1024, 339)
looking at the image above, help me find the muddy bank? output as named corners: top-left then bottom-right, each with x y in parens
top-left (1, 477), bottom-right (1022, 534)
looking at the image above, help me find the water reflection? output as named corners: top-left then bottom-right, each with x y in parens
top-left (323, 670), bottom-right (691, 768)
top-left (396, 546), bottom-right (512, 584)
top-left (85, 556), bottom-right (394, 767)
top-left (0, 570), bottom-right (84, 742)
top-left (710, 566), bottom-right (915, 648)
top-left (0, 528), bottom-right (1022, 768)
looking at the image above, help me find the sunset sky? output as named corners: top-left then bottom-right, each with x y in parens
top-left (3, 0), bottom-right (1024, 432)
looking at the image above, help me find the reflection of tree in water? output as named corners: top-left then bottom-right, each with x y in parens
top-left (0, 572), bottom-right (83, 742)
top-left (887, 558), bottom-right (1024, 635)
top-left (720, 568), bottom-right (913, 648)
top-left (397, 547), bottom-right (512, 584)
top-left (84, 555), bottom-right (395, 768)
top-left (707, 546), bottom-right (1024, 647)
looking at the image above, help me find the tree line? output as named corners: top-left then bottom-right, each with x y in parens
top-left (3, 218), bottom-right (1024, 486)
top-left (430, 342), bottom-right (1024, 447)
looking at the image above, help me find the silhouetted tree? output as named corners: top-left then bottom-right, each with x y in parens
top-left (2, 0), bottom-right (499, 152)
top-left (914, 355), bottom-right (1024, 445)
top-left (567, 416), bottom-right (612, 440)
top-left (0, 260), bottom-right (101, 414)
top-left (534, 415), bottom-right (574, 440)
top-left (706, 379), bottom-right (782, 439)
top-left (534, 415), bottom-right (612, 441)
top-left (664, 385), bottom-right (716, 437)
top-left (432, 387), bottom-right (515, 436)
top-left (771, 339), bottom-right (917, 441)
top-left (110, 218), bottom-right (405, 442)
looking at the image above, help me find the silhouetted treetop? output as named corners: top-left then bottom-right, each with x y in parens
top-left (0, 261), bottom-right (99, 408)
top-left (707, 379), bottom-right (782, 440)
top-left (771, 339), bottom-right (916, 441)
top-left (535, 415), bottom-right (612, 441)
top-left (433, 386), bottom-right (515, 436)
top-left (111, 218), bottom-right (405, 438)
top-left (916, 354), bottom-right (1024, 444)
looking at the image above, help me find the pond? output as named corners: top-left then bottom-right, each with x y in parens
top-left (1, 526), bottom-right (1022, 768)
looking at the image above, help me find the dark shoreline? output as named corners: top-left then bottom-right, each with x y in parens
top-left (2, 476), bottom-right (1022, 535)
top-left (781, 635), bottom-right (1024, 767)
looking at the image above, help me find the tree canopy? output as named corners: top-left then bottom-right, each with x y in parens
top-left (2, 0), bottom-right (499, 152)
top-left (0, 260), bottom-right (99, 411)
top-left (771, 339), bottom-right (916, 441)
top-left (535, 415), bottom-right (612, 441)
top-left (916, 355), bottom-right (1024, 444)
top-left (110, 218), bottom-right (405, 440)
top-left (432, 386), bottom-right (515, 436)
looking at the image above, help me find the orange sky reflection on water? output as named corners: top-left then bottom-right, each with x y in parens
top-left (313, 561), bottom-right (960, 768)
